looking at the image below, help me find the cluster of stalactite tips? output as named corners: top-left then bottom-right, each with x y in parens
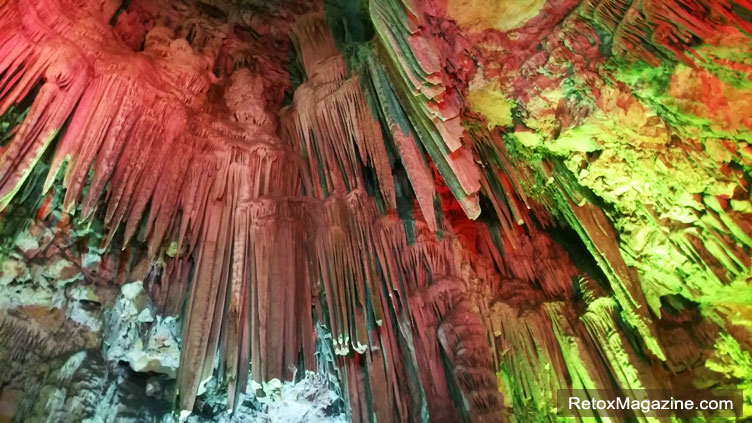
top-left (1, 0), bottom-right (752, 422)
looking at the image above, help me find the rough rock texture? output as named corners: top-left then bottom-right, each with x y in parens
top-left (104, 281), bottom-right (181, 378)
top-left (184, 373), bottom-right (347, 423)
top-left (0, 0), bottom-right (751, 422)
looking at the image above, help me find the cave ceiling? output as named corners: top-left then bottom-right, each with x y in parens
top-left (0, 0), bottom-right (752, 422)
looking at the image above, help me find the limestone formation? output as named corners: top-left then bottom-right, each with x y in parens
top-left (0, 0), bottom-right (751, 422)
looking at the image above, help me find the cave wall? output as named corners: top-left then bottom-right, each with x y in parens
top-left (0, 0), bottom-right (751, 422)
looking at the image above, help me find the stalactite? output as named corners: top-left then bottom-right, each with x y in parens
top-left (369, 0), bottom-right (483, 219)
top-left (282, 17), bottom-right (397, 211)
top-left (581, 0), bottom-right (752, 65)
top-left (0, 1), bottom-right (314, 417)
top-left (544, 301), bottom-right (615, 421)
top-left (579, 298), bottom-right (666, 422)
top-left (362, 54), bottom-right (439, 231)
top-left (428, 277), bottom-right (504, 422)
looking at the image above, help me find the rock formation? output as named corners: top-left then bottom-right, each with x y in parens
top-left (0, 0), bottom-right (751, 422)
